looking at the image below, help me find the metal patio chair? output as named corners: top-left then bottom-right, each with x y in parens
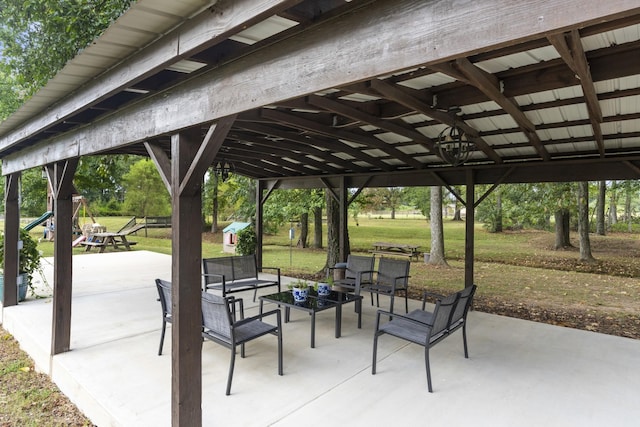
top-left (363, 257), bottom-right (410, 313)
top-left (201, 291), bottom-right (283, 395)
top-left (372, 285), bottom-right (477, 392)
top-left (155, 278), bottom-right (172, 356)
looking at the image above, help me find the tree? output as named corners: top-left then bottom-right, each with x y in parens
top-left (596, 180), bottom-right (606, 235)
top-left (20, 168), bottom-right (47, 216)
top-left (121, 159), bottom-right (170, 217)
top-left (364, 187), bottom-right (405, 218)
top-left (325, 192), bottom-right (341, 271)
top-left (0, 0), bottom-right (133, 98)
top-left (578, 181), bottom-right (595, 262)
top-left (429, 186), bottom-right (448, 266)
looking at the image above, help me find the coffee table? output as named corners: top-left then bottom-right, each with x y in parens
top-left (259, 289), bottom-right (362, 348)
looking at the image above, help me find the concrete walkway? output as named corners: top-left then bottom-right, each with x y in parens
top-left (1, 251), bottom-right (639, 426)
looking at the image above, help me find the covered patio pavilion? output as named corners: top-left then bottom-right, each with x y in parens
top-left (2, 251), bottom-right (640, 426)
top-left (1, 1), bottom-right (640, 425)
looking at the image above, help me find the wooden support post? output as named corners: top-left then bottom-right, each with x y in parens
top-left (465, 170), bottom-right (475, 288)
top-left (165, 116), bottom-right (235, 426)
top-left (256, 180), bottom-right (264, 269)
top-left (2, 173), bottom-right (21, 307)
top-left (171, 130), bottom-right (203, 427)
top-left (339, 176), bottom-right (347, 262)
top-left (45, 159), bottom-right (78, 354)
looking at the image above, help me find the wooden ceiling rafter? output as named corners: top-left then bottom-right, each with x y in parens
top-left (432, 58), bottom-right (552, 161)
top-left (233, 121), bottom-right (370, 172)
top-left (260, 108), bottom-right (396, 171)
top-left (547, 30), bottom-right (605, 157)
top-left (367, 78), bottom-right (503, 164)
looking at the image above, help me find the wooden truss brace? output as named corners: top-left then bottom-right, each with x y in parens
top-left (548, 30), bottom-right (604, 157)
top-left (432, 59), bottom-right (551, 161)
top-left (368, 78), bottom-right (503, 164)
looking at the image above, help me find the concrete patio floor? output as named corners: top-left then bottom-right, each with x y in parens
top-left (1, 250), bottom-right (639, 426)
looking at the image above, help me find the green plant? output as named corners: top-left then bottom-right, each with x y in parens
top-left (0, 229), bottom-right (41, 277)
top-left (235, 226), bottom-right (257, 255)
top-left (287, 278), bottom-right (311, 290)
top-left (0, 229), bottom-right (42, 293)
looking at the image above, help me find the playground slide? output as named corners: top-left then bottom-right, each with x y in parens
top-left (23, 211), bottom-right (54, 231)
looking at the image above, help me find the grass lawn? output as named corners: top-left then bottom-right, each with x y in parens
top-left (9, 215), bottom-right (640, 338)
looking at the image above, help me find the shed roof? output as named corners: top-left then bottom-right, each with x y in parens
top-left (222, 222), bottom-right (251, 234)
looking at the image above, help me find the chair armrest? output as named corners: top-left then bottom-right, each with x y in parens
top-left (421, 291), bottom-right (445, 310)
top-left (235, 309), bottom-right (281, 328)
top-left (202, 272), bottom-right (225, 284)
top-left (226, 296), bottom-right (244, 320)
top-left (260, 266), bottom-right (281, 281)
top-left (374, 309), bottom-right (433, 330)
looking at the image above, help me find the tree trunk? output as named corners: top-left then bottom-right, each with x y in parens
top-left (625, 188), bottom-right (632, 232)
top-left (609, 183), bottom-right (618, 224)
top-left (429, 186), bottom-right (448, 266)
top-left (596, 180), bottom-right (605, 235)
top-left (390, 206), bottom-right (396, 219)
top-left (495, 189), bottom-right (503, 233)
top-left (578, 181), bottom-right (595, 262)
top-left (554, 208), bottom-right (571, 249)
top-left (313, 206), bottom-right (323, 248)
top-left (325, 191), bottom-right (341, 271)
top-left (211, 173), bottom-right (219, 233)
top-left (299, 212), bottom-right (308, 248)
top-left (452, 203), bottom-right (463, 221)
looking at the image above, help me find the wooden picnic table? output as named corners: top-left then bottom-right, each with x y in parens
top-left (80, 232), bottom-right (137, 253)
top-left (371, 242), bottom-right (420, 260)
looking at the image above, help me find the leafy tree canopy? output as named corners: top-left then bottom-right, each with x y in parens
top-left (0, 0), bottom-right (133, 110)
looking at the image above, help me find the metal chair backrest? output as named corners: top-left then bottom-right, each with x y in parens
top-left (155, 278), bottom-right (172, 318)
top-left (201, 292), bottom-right (233, 340)
top-left (345, 255), bottom-right (374, 282)
top-left (377, 258), bottom-right (410, 287)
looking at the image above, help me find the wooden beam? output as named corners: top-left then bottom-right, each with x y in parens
top-left (170, 130), bottom-right (204, 426)
top-left (260, 109), bottom-right (394, 171)
top-left (235, 123), bottom-right (370, 172)
top-left (179, 115), bottom-right (236, 197)
top-left (450, 58), bottom-right (551, 161)
top-left (145, 142), bottom-right (172, 193)
top-left (2, 173), bottom-right (20, 306)
top-left (7, 0), bottom-right (638, 172)
top-left (0, 0), bottom-right (300, 153)
top-left (368, 78), bottom-right (503, 164)
top-left (47, 159), bottom-right (79, 355)
top-left (307, 94), bottom-right (434, 167)
top-left (464, 169), bottom-right (475, 288)
top-left (548, 30), bottom-right (605, 156)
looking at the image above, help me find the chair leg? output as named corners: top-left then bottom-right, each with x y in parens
top-left (240, 343), bottom-right (246, 358)
top-left (158, 320), bottom-right (166, 356)
top-left (462, 322), bottom-right (469, 358)
top-left (372, 333), bottom-right (380, 375)
top-left (277, 330), bottom-right (283, 376)
top-left (425, 346), bottom-right (433, 392)
top-left (404, 290), bottom-right (408, 313)
top-left (389, 294), bottom-right (394, 313)
top-left (226, 346), bottom-right (236, 396)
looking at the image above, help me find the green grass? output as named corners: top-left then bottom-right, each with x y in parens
top-left (8, 215), bottom-right (640, 335)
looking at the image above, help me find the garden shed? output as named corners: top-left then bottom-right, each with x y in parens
top-left (222, 222), bottom-right (251, 253)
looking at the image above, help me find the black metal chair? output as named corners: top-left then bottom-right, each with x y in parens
top-left (155, 278), bottom-right (172, 356)
top-left (201, 291), bottom-right (283, 395)
top-left (363, 257), bottom-right (410, 313)
top-left (372, 285), bottom-right (477, 392)
top-left (326, 254), bottom-right (375, 293)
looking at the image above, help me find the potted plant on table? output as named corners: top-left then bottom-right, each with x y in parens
top-left (0, 229), bottom-right (42, 302)
top-left (288, 278), bottom-right (311, 302)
